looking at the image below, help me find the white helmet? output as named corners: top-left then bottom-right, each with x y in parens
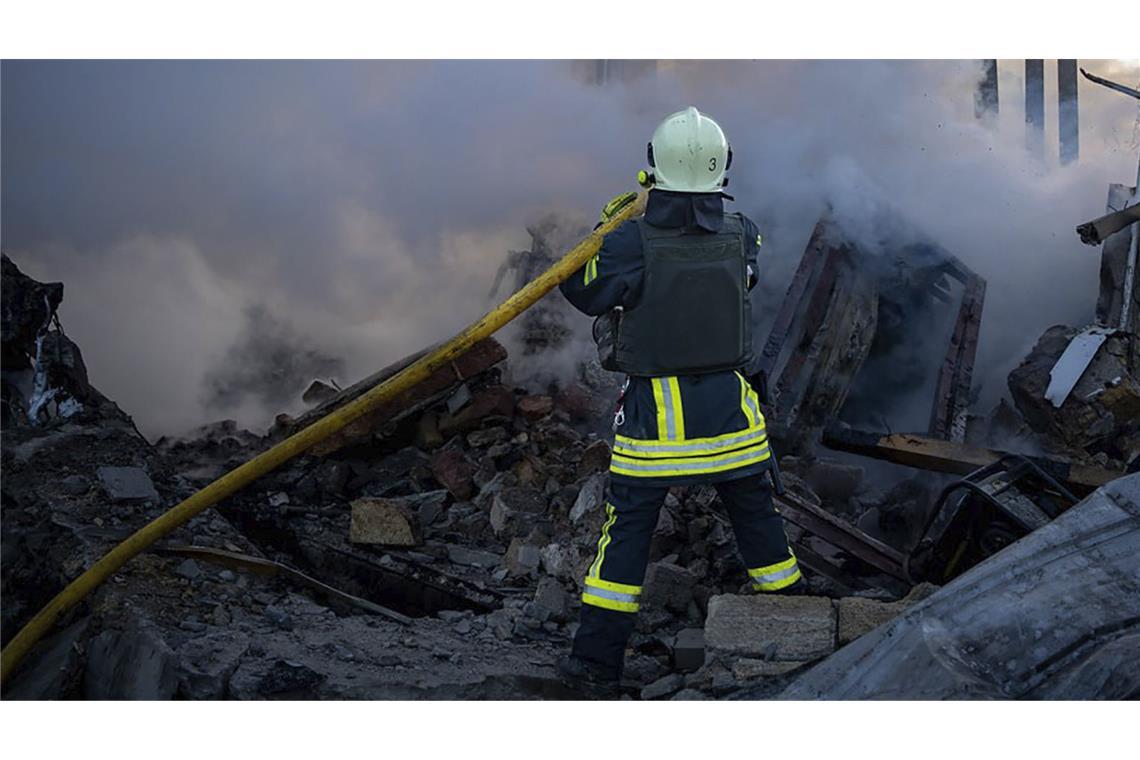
top-left (642, 106), bottom-right (732, 193)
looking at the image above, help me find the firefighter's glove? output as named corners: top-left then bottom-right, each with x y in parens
top-left (597, 191), bottom-right (639, 227)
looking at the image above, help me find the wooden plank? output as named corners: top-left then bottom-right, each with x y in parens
top-left (821, 425), bottom-right (1123, 491)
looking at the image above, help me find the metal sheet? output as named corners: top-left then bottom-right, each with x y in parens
top-left (1043, 326), bottom-right (1115, 408)
top-left (777, 474), bottom-right (1140, 699)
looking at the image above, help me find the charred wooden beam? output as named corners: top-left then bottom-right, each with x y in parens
top-left (159, 545), bottom-right (412, 624)
top-left (929, 272), bottom-right (985, 441)
top-left (821, 425), bottom-right (1123, 491)
top-left (286, 338), bottom-right (508, 456)
top-left (775, 490), bottom-right (909, 582)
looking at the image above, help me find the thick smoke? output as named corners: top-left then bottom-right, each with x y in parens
top-left (3, 60), bottom-right (1138, 437)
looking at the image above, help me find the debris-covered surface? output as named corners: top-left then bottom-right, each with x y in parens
top-left (4, 190), bottom-right (1140, 702)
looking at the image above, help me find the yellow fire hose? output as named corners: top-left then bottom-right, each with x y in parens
top-left (0, 193), bottom-right (646, 685)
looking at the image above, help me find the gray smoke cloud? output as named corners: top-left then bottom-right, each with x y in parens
top-left (3, 59), bottom-right (1138, 437)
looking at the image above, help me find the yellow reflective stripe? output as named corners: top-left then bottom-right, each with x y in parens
top-left (583, 255), bottom-right (599, 285)
top-left (652, 378), bottom-right (669, 441)
top-left (584, 577), bottom-right (642, 596)
top-left (666, 377), bottom-right (685, 440)
top-left (753, 568), bottom-right (802, 592)
top-left (749, 556), bottom-right (798, 577)
top-left (610, 446), bottom-right (771, 477)
top-left (612, 440), bottom-right (771, 468)
top-left (756, 233), bottom-right (763, 247)
top-left (582, 592), bottom-right (639, 613)
top-left (750, 553), bottom-right (801, 591)
top-left (588, 502), bottom-right (617, 577)
top-left (615, 423), bottom-right (767, 452)
top-left (615, 426), bottom-right (766, 455)
top-left (737, 372), bottom-right (758, 428)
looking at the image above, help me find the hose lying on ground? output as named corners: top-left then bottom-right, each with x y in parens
top-left (0, 193), bottom-right (646, 684)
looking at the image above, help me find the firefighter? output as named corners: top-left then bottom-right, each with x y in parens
top-left (556, 106), bottom-right (804, 690)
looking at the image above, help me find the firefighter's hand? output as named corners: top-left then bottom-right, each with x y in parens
top-left (597, 192), bottom-right (638, 227)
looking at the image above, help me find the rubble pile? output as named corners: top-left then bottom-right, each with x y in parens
top-left (2, 252), bottom-right (935, 700)
top-left (4, 221), bottom-right (1138, 700)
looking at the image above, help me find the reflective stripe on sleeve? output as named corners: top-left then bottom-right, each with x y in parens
top-left (583, 256), bottom-right (599, 285)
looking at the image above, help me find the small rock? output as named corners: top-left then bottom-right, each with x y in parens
top-left (539, 543), bottom-right (581, 581)
top-left (447, 545), bottom-right (503, 569)
top-left (643, 561), bottom-right (697, 614)
top-left (518, 395), bottom-right (554, 421)
top-left (489, 486), bottom-right (545, 538)
top-left (641, 673), bottom-right (685, 700)
top-left (252, 660), bottom-right (325, 697)
top-left (57, 474), bottom-right (89, 496)
top-left (503, 539), bottom-right (542, 578)
top-left (577, 439), bottom-right (612, 476)
top-left (431, 447), bottom-right (474, 500)
top-left (467, 426), bottom-right (508, 448)
top-left (569, 473), bottom-right (606, 525)
top-left (175, 631), bottom-right (249, 699)
top-left (218, 570), bottom-right (237, 583)
top-left (211, 604), bottom-right (232, 627)
top-left (267, 492), bottom-right (290, 508)
top-left (97, 466), bottom-right (160, 503)
top-left (85, 628), bottom-right (177, 699)
top-left (349, 497), bottom-right (422, 547)
top-left (175, 559), bottom-right (202, 581)
top-left (264, 605), bottom-right (294, 631)
top-left (532, 577), bottom-right (570, 622)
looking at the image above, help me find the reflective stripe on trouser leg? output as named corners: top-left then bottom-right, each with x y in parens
top-left (747, 554), bottom-right (802, 591)
top-left (714, 474), bottom-right (800, 590)
top-left (580, 484), bottom-right (665, 613)
top-left (573, 483), bottom-right (668, 672)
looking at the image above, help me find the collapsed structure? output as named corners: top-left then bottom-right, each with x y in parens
top-left (2, 167), bottom-right (1139, 700)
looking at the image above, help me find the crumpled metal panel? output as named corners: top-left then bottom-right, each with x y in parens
top-left (779, 473), bottom-right (1140, 699)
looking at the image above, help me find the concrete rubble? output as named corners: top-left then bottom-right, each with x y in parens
top-left (4, 197), bottom-right (1139, 701)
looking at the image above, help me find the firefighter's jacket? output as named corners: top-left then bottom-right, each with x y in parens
top-left (560, 190), bottom-right (771, 487)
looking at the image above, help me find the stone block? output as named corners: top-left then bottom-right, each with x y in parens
top-left (705, 594), bottom-right (836, 662)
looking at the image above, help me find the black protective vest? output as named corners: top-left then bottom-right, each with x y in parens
top-left (612, 213), bottom-right (752, 376)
